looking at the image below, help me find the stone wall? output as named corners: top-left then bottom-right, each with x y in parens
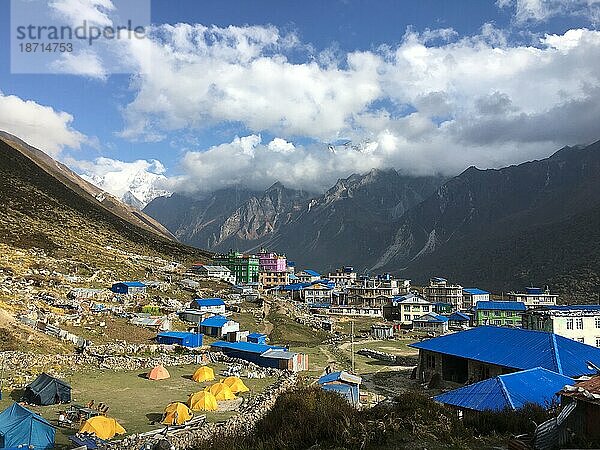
top-left (105, 373), bottom-right (299, 450)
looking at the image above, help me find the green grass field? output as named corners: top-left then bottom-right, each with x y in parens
top-left (0, 363), bottom-right (276, 449)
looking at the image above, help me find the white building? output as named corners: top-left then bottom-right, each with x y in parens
top-left (296, 270), bottom-right (321, 283)
top-left (523, 305), bottom-right (600, 346)
top-left (188, 264), bottom-right (235, 283)
top-left (190, 298), bottom-right (226, 315)
top-left (383, 293), bottom-right (433, 325)
top-left (424, 277), bottom-right (463, 310)
top-left (302, 282), bottom-right (333, 304)
top-left (327, 267), bottom-right (357, 288)
top-left (462, 288), bottom-right (490, 309)
top-left (507, 287), bottom-right (558, 308)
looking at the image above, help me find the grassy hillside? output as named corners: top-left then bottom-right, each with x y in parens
top-left (0, 136), bottom-right (211, 270)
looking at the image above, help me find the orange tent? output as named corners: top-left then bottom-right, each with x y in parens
top-left (147, 365), bottom-right (170, 380)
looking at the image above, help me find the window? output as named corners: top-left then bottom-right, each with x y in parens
top-left (404, 305), bottom-right (410, 311)
top-left (494, 320), bottom-right (501, 325)
top-left (422, 306), bottom-right (429, 312)
top-left (505, 320), bottom-right (513, 326)
top-left (577, 337), bottom-right (585, 343)
top-left (426, 354), bottom-right (436, 369)
top-left (494, 310), bottom-right (501, 316)
top-left (404, 314), bottom-right (411, 322)
top-left (506, 311), bottom-right (513, 317)
top-left (596, 338), bottom-right (600, 348)
top-left (596, 317), bottom-right (600, 328)
top-left (576, 318), bottom-right (584, 330)
top-left (483, 311), bottom-right (489, 316)
top-left (566, 318), bottom-right (574, 330)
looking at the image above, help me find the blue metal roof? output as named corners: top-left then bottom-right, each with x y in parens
top-left (448, 311), bottom-right (471, 322)
top-left (410, 326), bottom-right (600, 377)
top-left (526, 287), bottom-right (544, 294)
top-left (210, 340), bottom-right (285, 354)
top-left (282, 282), bottom-right (312, 291)
top-left (475, 301), bottom-right (526, 311)
top-left (303, 269), bottom-right (321, 277)
top-left (318, 371), bottom-right (362, 385)
top-left (192, 298), bottom-right (225, 307)
top-left (157, 331), bottom-right (199, 339)
top-left (414, 312), bottom-right (449, 323)
top-left (464, 288), bottom-right (490, 295)
top-left (247, 332), bottom-right (266, 339)
top-left (434, 368), bottom-right (573, 411)
top-left (115, 281), bottom-right (146, 287)
top-left (200, 315), bottom-right (231, 327)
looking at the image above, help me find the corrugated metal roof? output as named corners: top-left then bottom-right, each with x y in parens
top-left (434, 368), bottom-right (573, 411)
top-left (414, 312), bottom-right (449, 323)
top-left (261, 349), bottom-right (296, 360)
top-left (302, 269), bottom-right (321, 277)
top-left (475, 301), bottom-right (526, 311)
top-left (409, 326), bottom-right (600, 377)
top-left (158, 331), bottom-right (198, 339)
top-left (247, 332), bottom-right (266, 338)
top-left (210, 340), bottom-right (285, 354)
top-left (448, 312), bottom-right (471, 321)
top-left (200, 315), bottom-right (231, 327)
top-left (464, 288), bottom-right (490, 295)
top-left (318, 371), bottom-right (362, 385)
top-left (115, 281), bottom-right (146, 287)
top-left (192, 298), bottom-right (225, 307)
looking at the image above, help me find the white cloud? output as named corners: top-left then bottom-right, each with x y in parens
top-left (50, 49), bottom-right (108, 80)
top-left (49, 0), bottom-right (115, 27)
top-left (497, 0), bottom-right (600, 23)
top-left (0, 92), bottom-right (85, 157)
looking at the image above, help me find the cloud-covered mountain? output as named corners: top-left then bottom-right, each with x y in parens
top-left (144, 169), bottom-right (445, 270)
top-left (375, 139), bottom-right (600, 297)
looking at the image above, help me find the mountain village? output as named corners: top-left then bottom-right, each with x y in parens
top-left (2, 239), bottom-right (600, 450)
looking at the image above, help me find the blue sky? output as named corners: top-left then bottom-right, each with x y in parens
top-left (0, 0), bottom-right (599, 202)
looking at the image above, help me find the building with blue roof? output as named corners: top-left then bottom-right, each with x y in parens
top-left (247, 332), bottom-right (267, 345)
top-left (318, 371), bottom-right (362, 404)
top-left (111, 281), bottom-right (146, 295)
top-left (462, 288), bottom-right (490, 308)
top-left (434, 368), bottom-right (574, 412)
top-left (524, 304), bottom-right (600, 347)
top-left (200, 315), bottom-right (240, 337)
top-left (411, 326), bottom-right (600, 384)
top-left (0, 403), bottom-right (55, 450)
top-left (296, 270), bottom-right (321, 283)
top-left (508, 287), bottom-right (558, 308)
top-left (190, 298), bottom-right (226, 314)
top-left (447, 311), bottom-right (472, 329)
top-left (210, 341), bottom-right (308, 371)
top-left (413, 312), bottom-right (449, 334)
top-left (475, 301), bottom-right (526, 327)
top-left (383, 293), bottom-right (432, 324)
top-left (156, 331), bottom-right (203, 347)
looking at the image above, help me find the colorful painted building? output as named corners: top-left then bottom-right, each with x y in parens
top-left (257, 250), bottom-right (287, 272)
top-left (475, 301), bottom-right (526, 327)
top-left (213, 251), bottom-right (259, 284)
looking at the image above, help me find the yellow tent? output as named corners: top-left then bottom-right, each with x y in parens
top-left (223, 376), bottom-right (250, 393)
top-left (162, 402), bottom-right (193, 425)
top-left (205, 382), bottom-right (236, 401)
top-left (192, 366), bottom-right (215, 383)
top-left (79, 416), bottom-right (126, 440)
top-left (188, 391), bottom-right (218, 411)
